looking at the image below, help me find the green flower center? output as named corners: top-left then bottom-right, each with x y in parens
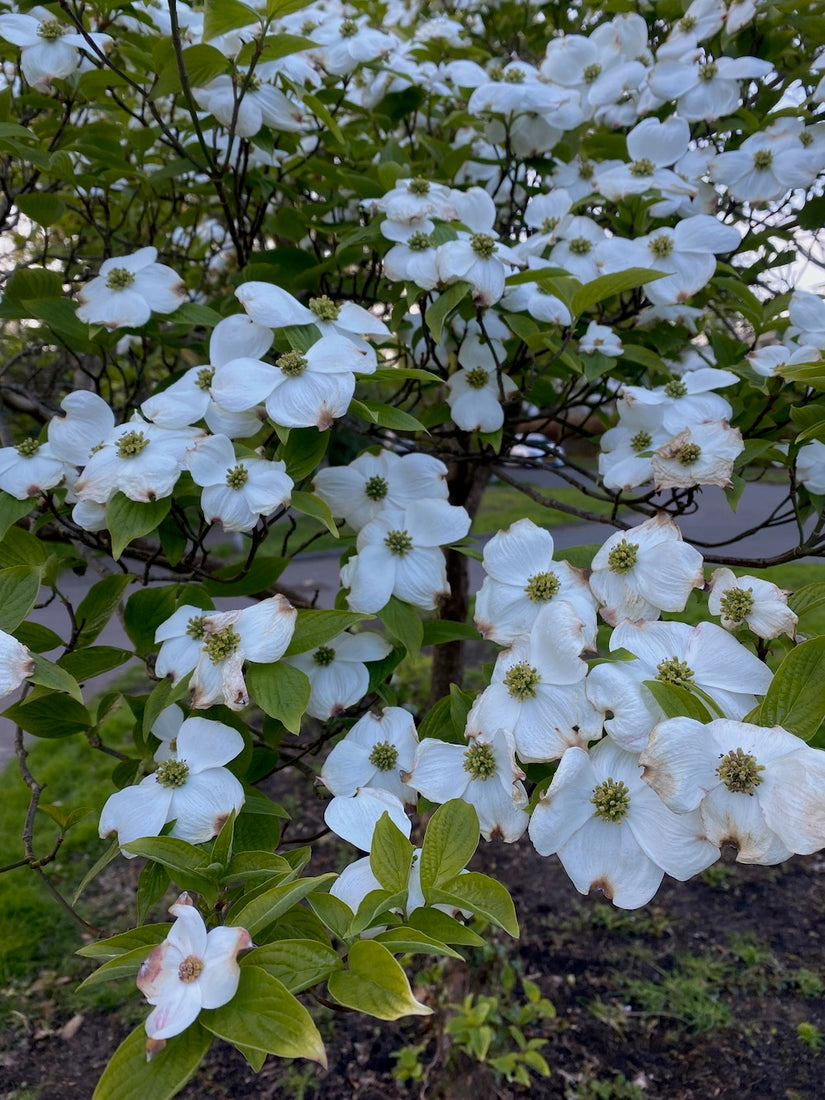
top-left (465, 367), bottom-right (489, 389)
top-left (568, 236), bottom-right (592, 256)
top-left (753, 149), bottom-right (773, 171)
top-left (591, 777), bottom-right (631, 823)
top-left (470, 233), bottom-right (497, 259)
top-left (277, 350), bottom-right (308, 378)
top-left (178, 954), bottom-right (204, 983)
top-left (313, 645), bottom-right (336, 666)
top-left (607, 539), bottom-right (638, 574)
top-left (583, 62), bottom-right (602, 83)
top-left (364, 475), bottom-right (389, 501)
top-left (186, 616), bottom-right (206, 640)
top-left (16, 437), bottom-right (41, 457)
top-left (487, 63), bottom-right (504, 81)
top-left (504, 68), bottom-right (525, 84)
top-left (629, 158), bottom-right (655, 177)
top-left (699, 61), bottom-right (718, 81)
top-left (301, 19), bottom-right (317, 34)
top-left (541, 216), bottom-right (560, 234)
top-left (369, 740), bottom-right (399, 771)
top-left (116, 430), bottom-right (149, 459)
top-left (717, 747), bottom-right (764, 794)
top-left (196, 367), bottom-right (214, 391)
top-left (203, 626), bottom-right (241, 664)
top-left (105, 267), bottom-right (136, 291)
top-left (524, 571), bottom-right (560, 603)
top-left (800, 130), bottom-right (814, 147)
top-left (384, 529), bottom-right (413, 555)
top-left (679, 14), bottom-right (697, 31)
top-left (719, 586), bottom-right (754, 623)
top-left (225, 464), bottom-right (249, 490)
top-left (579, 161), bottom-right (594, 180)
top-left (340, 18), bottom-right (358, 37)
top-left (656, 656), bottom-right (694, 687)
top-left (503, 661), bottom-right (541, 700)
top-left (631, 430), bottom-right (651, 453)
top-left (649, 234), bottom-right (674, 259)
top-left (407, 231), bottom-right (433, 252)
top-left (37, 19), bottom-right (65, 40)
top-left (408, 177), bottom-right (431, 195)
top-left (678, 443), bottom-right (702, 466)
top-left (155, 759), bottom-right (190, 788)
top-left (309, 295), bottom-right (340, 322)
top-left (463, 741), bottom-right (497, 780)
top-left (664, 378), bottom-right (688, 398)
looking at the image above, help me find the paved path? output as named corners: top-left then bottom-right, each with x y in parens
top-left (0, 477), bottom-right (817, 768)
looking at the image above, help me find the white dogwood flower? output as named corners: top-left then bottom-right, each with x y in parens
top-left (137, 894), bottom-right (252, 1041)
top-left (474, 518), bottom-right (597, 645)
top-left (287, 632), bottom-right (393, 720)
top-left (707, 568), bottom-right (797, 639)
top-left (324, 786), bottom-right (412, 851)
top-left (341, 500), bottom-right (471, 613)
top-left (0, 6), bottom-right (111, 89)
top-left (0, 630), bottom-right (34, 699)
top-left (72, 419), bottom-right (202, 504)
top-left (313, 450), bottom-right (448, 531)
top-left (321, 706), bottom-right (418, 803)
top-left (0, 436), bottom-right (68, 499)
top-left (446, 363), bottom-right (517, 432)
top-left (640, 718), bottom-right (825, 863)
top-left (76, 247), bottom-right (185, 329)
top-left (586, 618), bottom-right (773, 752)
top-left (98, 717), bottom-right (246, 851)
top-left (187, 434), bottom-right (293, 532)
top-left (651, 419), bottom-right (743, 491)
top-left (404, 728), bottom-right (529, 842)
top-left (589, 514), bottom-right (705, 625)
top-left (529, 739), bottom-right (719, 909)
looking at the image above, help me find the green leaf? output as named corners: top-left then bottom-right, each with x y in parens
top-left (75, 574), bottom-right (135, 647)
top-left (282, 427), bottom-right (329, 481)
top-left (4, 267), bottom-right (63, 305)
top-left (406, 906), bottom-right (485, 947)
top-left (374, 926), bottom-right (463, 958)
top-left (202, 966), bottom-right (326, 1064)
top-left (789, 582), bottom-right (825, 618)
top-left (370, 811), bottom-right (414, 894)
top-left (570, 267), bottom-right (664, 316)
top-left (0, 492), bottom-right (33, 538)
top-left (419, 799), bottom-right (479, 895)
top-left (142, 674), bottom-right (191, 736)
top-left (202, 0), bottom-right (260, 41)
top-left (284, 609), bottom-right (368, 655)
top-left (378, 597), bottom-right (423, 656)
top-left (124, 584), bottom-right (211, 653)
top-left (236, 33), bottom-right (319, 66)
top-left (78, 923), bottom-right (172, 960)
top-left (226, 874), bottom-right (336, 936)
top-left (242, 939), bottom-right (342, 993)
top-left (757, 637), bottom-right (825, 740)
top-left (429, 872), bottom-right (519, 938)
top-left (642, 680), bottom-right (714, 723)
top-left (15, 621), bottom-right (63, 652)
top-left (290, 489), bottom-right (339, 538)
top-left (0, 564), bottom-right (41, 631)
top-left (307, 892), bottom-right (354, 940)
top-left (349, 888), bottom-right (408, 936)
top-left (328, 939), bottom-right (432, 1020)
top-left (93, 1021), bottom-right (212, 1100)
top-left (424, 281), bottom-right (471, 342)
top-left (59, 646), bottom-right (133, 682)
top-left (221, 850), bottom-right (291, 884)
top-left (3, 692), bottom-right (92, 738)
top-left (302, 92), bottom-right (345, 149)
top-left (0, 525), bottom-right (45, 568)
top-left (152, 43), bottom-right (229, 98)
top-left (245, 661), bottom-right (311, 734)
top-left (29, 654), bottom-right (83, 702)
top-left (122, 837), bottom-right (215, 893)
top-left (349, 399), bottom-right (428, 434)
top-left (15, 192), bottom-right (65, 226)
top-left (77, 944), bottom-right (156, 991)
top-left (106, 495), bottom-right (172, 560)
top-left (449, 683), bottom-right (474, 738)
top-left (138, 860), bottom-right (171, 926)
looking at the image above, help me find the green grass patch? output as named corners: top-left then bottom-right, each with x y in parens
top-left (0, 702), bottom-right (133, 985)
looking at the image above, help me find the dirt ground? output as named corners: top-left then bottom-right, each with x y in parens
top-left (2, 825), bottom-right (824, 1100)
